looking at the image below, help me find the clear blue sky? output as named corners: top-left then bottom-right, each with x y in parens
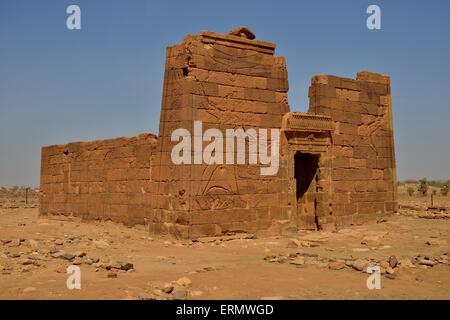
top-left (1, 0), bottom-right (449, 187)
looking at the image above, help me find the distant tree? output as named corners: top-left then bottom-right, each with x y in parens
top-left (418, 178), bottom-right (428, 196)
top-left (407, 187), bottom-right (415, 196)
top-left (441, 184), bottom-right (449, 196)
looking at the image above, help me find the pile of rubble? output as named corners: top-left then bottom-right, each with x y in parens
top-left (137, 276), bottom-right (206, 301)
top-left (399, 205), bottom-right (450, 219)
top-left (264, 251), bottom-right (449, 279)
top-left (0, 237), bottom-right (134, 277)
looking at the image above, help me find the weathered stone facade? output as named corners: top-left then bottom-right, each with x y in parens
top-left (308, 72), bottom-right (397, 227)
top-left (40, 134), bottom-right (158, 225)
top-left (40, 28), bottom-right (397, 238)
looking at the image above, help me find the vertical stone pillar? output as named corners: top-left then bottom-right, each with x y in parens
top-left (150, 29), bottom-right (291, 238)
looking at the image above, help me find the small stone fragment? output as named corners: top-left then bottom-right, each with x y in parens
top-left (172, 288), bottom-right (188, 300)
top-left (419, 258), bottom-right (437, 267)
top-left (289, 257), bottom-right (305, 266)
top-left (176, 276), bottom-right (192, 287)
top-left (328, 261), bottom-right (346, 270)
top-left (163, 284), bottom-right (174, 294)
top-left (388, 256), bottom-right (398, 268)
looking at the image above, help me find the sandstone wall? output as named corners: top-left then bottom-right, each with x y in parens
top-left (308, 72), bottom-right (397, 226)
top-left (39, 29), bottom-right (398, 238)
top-left (40, 134), bottom-right (158, 225)
top-left (149, 31), bottom-right (291, 238)
top-left (280, 113), bottom-right (334, 231)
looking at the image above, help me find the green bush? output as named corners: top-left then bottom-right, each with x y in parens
top-left (418, 178), bottom-right (428, 196)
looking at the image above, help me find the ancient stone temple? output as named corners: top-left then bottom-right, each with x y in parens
top-left (40, 27), bottom-right (397, 238)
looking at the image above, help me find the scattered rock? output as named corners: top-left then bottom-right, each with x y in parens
top-left (352, 259), bottom-right (368, 272)
top-left (55, 265), bottom-right (67, 274)
top-left (18, 258), bottom-right (33, 265)
top-left (418, 258), bottom-right (437, 267)
top-left (176, 276), bottom-right (192, 287)
top-left (163, 284), bottom-right (174, 294)
top-left (299, 253), bottom-right (318, 258)
top-left (104, 261), bottom-right (122, 270)
top-left (300, 240), bottom-right (319, 248)
top-left (54, 239), bottom-right (64, 246)
top-left (49, 246), bottom-right (58, 254)
top-left (190, 291), bottom-right (204, 297)
top-left (8, 239), bottom-right (21, 247)
top-left (84, 258), bottom-right (93, 265)
top-left (286, 239), bottom-right (300, 248)
top-left (398, 257), bottom-right (415, 268)
top-left (196, 266), bottom-right (216, 273)
top-left (92, 262), bottom-right (104, 268)
top-left (38, 248), bottom-right (50, 255)
top-left (93, 240), bottom-right (109, 249)
top-left (298, 233), bottom-right (330, 244)
top-left (119, 261), bottom-right (134, 271)
top-left (289, 257), bottom-right (305, 266)
top-left (73, 251), bottom-right (86, 258)
top-left (352, 248), bottom-right (370, 252)
top-left (386, 266), bottom-right (395, 275)
top-left (61, 253), bottom-right (75, 261)
top-left (89, 257), bottom-right (100, 263)
top-left (385, 274), bottom-right (396, 280)
top-left (361, 239), bottom-right (380, 246)
top-left (21, 266), bottom-right (32, 272)
top-left (28, 239), bottom-right (39, 250)
top-left (172, 288), bottom-right (188, 300)
top-left (72, 257), bottom-right (83, 265)
top-left (388, 256), bottom-right (398, 268)
top-left (328, 261), bottom-right (345, 270)
top-left (137, 294), bottom-right (156, 300)
top-left (1, 264), bottom-right (12, 274)
top-left (51, 251), bottom-right (66, 259)
top-left (426, 239), bottom-right (447, 246)
top-left (197, 233), bottom-right (255, 244)
top-left (32, 260), bottom-right (42, 267)
top-left (107, 272), bottom-right (117, 278)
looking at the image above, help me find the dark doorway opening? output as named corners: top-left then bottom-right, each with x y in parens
top-left (295, 152), bottom-right (320, 230)
top-left (294, 153), bottom-right (319, 200)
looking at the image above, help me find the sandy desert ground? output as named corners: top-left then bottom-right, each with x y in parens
top-left (0, 188), bottom-right (449, 300)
